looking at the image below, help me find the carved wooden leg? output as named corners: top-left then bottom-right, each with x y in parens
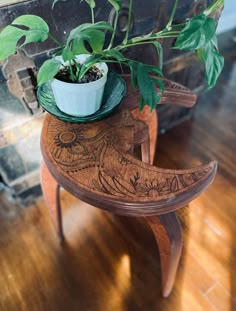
top-left (141, 109), bottom-right (158, 165)
top-left (145, 212), bottom-right (182, 297)
top-left (131, 107), bottom-right (158, 165)
top-left (40, 161), bottom-right (64, 241)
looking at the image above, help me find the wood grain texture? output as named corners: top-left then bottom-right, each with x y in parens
top-left (40, 161), bottom-right (64, 241)
top-left (122, 75), bottom-right (197, 110)
top-left (146, 212), bottom-right (182, 297)
top-left (131, 106), bottom-right (158, 165)
top-left (41, 110), bottom-right (216, 216)
top-left (0, 10), bottom-right (234, 311)
top-left (40, 104), bottom-right (184, 297)
top-left (0, 46), bottom-right (235, 309)
top-left (40, 77), bottom-right (215, 298)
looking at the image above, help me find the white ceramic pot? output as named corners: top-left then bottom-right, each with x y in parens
top-left (50, 55), bottom-right (108, 117)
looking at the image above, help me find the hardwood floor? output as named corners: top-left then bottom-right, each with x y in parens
top-left (0, 38), bottom-right (236, 310)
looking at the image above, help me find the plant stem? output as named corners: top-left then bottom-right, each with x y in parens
top-left (101, 59), bottom-right (126, 64)
top-left (166, 0), bottom-right (179, 30)
top-left (116, 30), bottom-right (180, 51)
top-left (69, 60), bottom-right (76, 81)
top-left (203, 0), bottom-right (224, 16)
top-left (116, 34), bottom-right (179, 51)
top-left (123, 0), bottom-right (133, 45)
top-left (91, 7), bottom-right (95, 23)
top-left (48, 33), bottom-right (64, 48)
top-left (73, 59), bottom-right (81, 80)
top-left (108, 12), bottom-right (119, 49)
top-left (155, 31), bottom-right (180, 38)
top-left (115, 0), bottom-right (222, 52)
top-left (116, 41), bottom-right (153, 50)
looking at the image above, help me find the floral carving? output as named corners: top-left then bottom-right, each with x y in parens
top-left (46, 110), bottom-right (215, 204)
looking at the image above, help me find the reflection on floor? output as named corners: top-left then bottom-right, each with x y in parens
top-left (0, 32), bottom-right (236, 311)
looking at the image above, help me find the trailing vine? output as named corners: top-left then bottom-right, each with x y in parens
top-left (0, 0), bottom-right (224, 110)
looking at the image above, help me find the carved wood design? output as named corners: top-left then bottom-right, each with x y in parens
top-left (40, 77), bottom-right (216, 297)
top-left (121, 75), bottom-right (197, 110)
top-left (131, 106), bottom-right (158, 165)
top-left (41, 108), bottom-right (216, 217)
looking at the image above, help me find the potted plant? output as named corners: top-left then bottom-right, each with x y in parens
top-left (0, 0), bottom-right (224, 117)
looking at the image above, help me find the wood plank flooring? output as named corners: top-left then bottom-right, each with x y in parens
top-left (0, 37), bottom-right (236, 310)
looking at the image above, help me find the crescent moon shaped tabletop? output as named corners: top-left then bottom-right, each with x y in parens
top-left (40, 76), bottom-right (217, 297)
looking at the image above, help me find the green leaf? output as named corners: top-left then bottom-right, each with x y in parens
top-left (62, 46), bottom-right (75, 61)
top-left (0, 15), bottom-right (49, 60)
top-left (139, 96), bottom-right (146, 111)
top-left (72, 38), bottom-right (89, 54)
top-left (0, 25), bottom-right (25, 60)
top-left (151, 41), bottom-right (163, 69)
top-left (67, 24), bottom-right (91, 42)
top-left (137, 64), bottom-right (160, 110)
top-left (78, 54), bottom-right (102, 80)
top-left (131, 62), bottom-right (164, 110)
top-left (174, 14), bottom-right (216, 50)
top-left (85, 29), bottom-right (105, 52)
top-left (12, 15), bottom-right (49, 44)
top-left (107, 0), bottom-right (122, 12)
top-left (67, 22), bottom-right (113, 45)
top-left (37, 58), bottom-right (61, 86)
top-left (148, 65), bottom-right (163, 77)
top-left (83, 21), bottom-right (113, 32)
top-left (150, 77), bottom-right (165, 93)
top-left (128, 60), bottom-right (138, 89)
top-left (71, 29), bottom-right (105, 54)
top-left (203, 41), bottom-right (224, 89)
top-left (69, 32), bottom-right (90, 54)
top-left (86, 0), bottom-right (96, 9)
top-left (103, 49), bottom-right (126, 62)
top-left (210, 34), bottom-right (218, 50)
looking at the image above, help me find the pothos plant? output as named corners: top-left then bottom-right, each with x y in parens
top-left (0, 0), bottom-right (224, 111)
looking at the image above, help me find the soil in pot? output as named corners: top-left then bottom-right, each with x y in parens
top-left (55, 64), bottom-right (104, 83)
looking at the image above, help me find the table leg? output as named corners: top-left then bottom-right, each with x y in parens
top-left (40, 161), bottom-right (64, 241)
top-left (142, 109), bottom-right (158, 165)
top-left (138, 109), bottom-right (181, 297)
top-left (145, 212), bottom-right (182, 297)
top-left (131, 107), bottom-right (158, 165)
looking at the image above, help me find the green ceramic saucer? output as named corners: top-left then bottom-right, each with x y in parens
top-left (37, 71), bottom-right (126, 123)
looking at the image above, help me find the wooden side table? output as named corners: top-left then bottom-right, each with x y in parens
top-left (40, 77), bottom-right (217, 297)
